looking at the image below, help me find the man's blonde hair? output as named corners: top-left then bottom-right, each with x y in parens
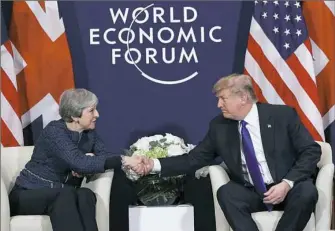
top-left (212, 74), bottom-right (257, 102)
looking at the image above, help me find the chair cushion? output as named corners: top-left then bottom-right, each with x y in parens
top-left (10, 215), bottom-right (53, 231)
top-left (1, 146), bottom-right (34, 193)
top-left (253, 211), bottom-right (314, 231)
top-left (229, 211), bottom-right (315, 231)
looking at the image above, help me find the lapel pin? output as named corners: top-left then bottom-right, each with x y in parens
top-left (267, 124), bottom-right (271, 128)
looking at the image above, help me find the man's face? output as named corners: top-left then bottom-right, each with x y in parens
top-left (216, 89), bottom-right (243, 120)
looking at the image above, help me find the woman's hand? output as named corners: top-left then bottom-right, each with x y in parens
top-left (71, 171), bottom-right (83, 178)
top-left (123, 156), bottom-right (148, 175)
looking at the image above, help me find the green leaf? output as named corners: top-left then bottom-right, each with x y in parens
top-left (123, 149), bottom-right (133, 156)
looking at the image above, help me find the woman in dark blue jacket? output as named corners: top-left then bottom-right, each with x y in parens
top-left (9, 89), bottom-right (142, 231)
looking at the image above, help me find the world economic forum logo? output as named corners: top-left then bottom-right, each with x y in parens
top-left (90, 3), bottom-right (223, 85)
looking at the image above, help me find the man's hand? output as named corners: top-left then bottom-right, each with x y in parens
top-left (123, 156), bottom-right (147, 175)
top-left (123, 156), bottom-right (154, 175)
top-left (142, 157), bottom-right (154, 175)
top-left (263, 181), bottom-right (291, 205)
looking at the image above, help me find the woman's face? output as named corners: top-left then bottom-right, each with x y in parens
top-left (77, 105), bottom-right (99, 130)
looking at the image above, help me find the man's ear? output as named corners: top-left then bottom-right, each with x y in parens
top-left (240, 92), bottom-right (248, 105)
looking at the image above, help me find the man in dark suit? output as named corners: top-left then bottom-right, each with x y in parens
top-left (138, 73), bottom-right (321, 231)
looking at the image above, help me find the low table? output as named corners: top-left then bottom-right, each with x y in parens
top-left (129, 204), bottom-right (194, 231)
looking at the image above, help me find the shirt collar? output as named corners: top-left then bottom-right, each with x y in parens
top-left (242, 103), bottom-right (258, 127)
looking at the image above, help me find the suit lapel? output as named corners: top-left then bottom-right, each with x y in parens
top-left (257, 104), bottom-right (277, 182)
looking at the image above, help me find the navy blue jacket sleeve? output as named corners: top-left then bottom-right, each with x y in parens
top-left (284, 108), bottom-right (321, 182)
top-left (159, 120), bottom-right (218, 177)
top-left (45, 125), bottom-right (108, 174)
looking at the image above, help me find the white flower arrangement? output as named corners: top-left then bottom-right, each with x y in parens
top-left (123, 133), bottom-right (195, 181)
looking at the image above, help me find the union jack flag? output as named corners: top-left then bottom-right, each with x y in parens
top-left (1, 1), bottom-right (74, 147)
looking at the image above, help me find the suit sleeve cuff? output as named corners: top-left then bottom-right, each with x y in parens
top-left (152, 158), bottom-right (162, 173)
top-left (282, 179), bottom-right (294, 188)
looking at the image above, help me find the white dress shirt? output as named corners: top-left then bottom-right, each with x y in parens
top-left (152, 104), bottom-right (293, 188)
top-left (152, 159), bottom-right (161, 172)
top-left (240, 103), bottom-right (274, 185)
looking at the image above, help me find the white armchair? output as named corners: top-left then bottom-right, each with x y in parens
top-left (209, 141), bottom-right (334, 231)
top-left (1, 146), bottom-right (114, 231)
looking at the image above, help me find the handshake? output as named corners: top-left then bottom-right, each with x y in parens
top-left (122, 155), bottom-right (155, 176)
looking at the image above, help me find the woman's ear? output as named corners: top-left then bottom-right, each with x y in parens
top-left (71, 116), bottom-right (79, 123)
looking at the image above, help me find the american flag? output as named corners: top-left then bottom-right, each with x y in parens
top-left (244, 0), bottom-right (335, 142)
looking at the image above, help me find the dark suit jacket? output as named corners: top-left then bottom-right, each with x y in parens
top-left (159, 103), bottom-right (321, 185)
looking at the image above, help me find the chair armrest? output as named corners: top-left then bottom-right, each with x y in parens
top-left (315, 163), bottom-right (334, 231)
top-left (1, 177), bottom-right (10, 231)
top-left (208, 165), bottom-right (231, 231)
top-left (81, 170), bottom-right (114, 231)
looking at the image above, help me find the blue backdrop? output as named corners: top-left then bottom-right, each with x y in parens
top-left (59, 1), bottom-right (253, 154)
top-left (3, 1), bottom-right (333, 156)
